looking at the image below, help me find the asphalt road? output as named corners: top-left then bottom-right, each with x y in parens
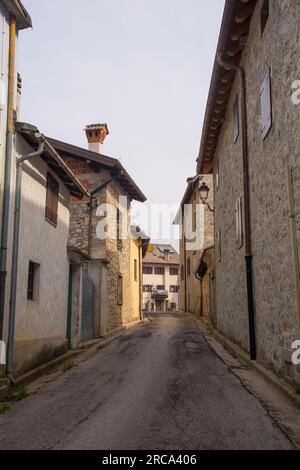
top-left (0, 312), bottom-right (294, 450)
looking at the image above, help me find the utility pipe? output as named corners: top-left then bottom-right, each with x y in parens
top-left (0, 19), bottom-right (16, 339)
top-left (287, 166), bottom-right (300, 338)
top-left (217, 53), bottom-right (257, 360)
top-left (6, 135), bottom-right (45, 377)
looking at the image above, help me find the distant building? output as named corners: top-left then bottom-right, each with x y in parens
top-left (129, 226), bottom-right (150, 321)
top-left (142, 244), bottom-right (179, 312)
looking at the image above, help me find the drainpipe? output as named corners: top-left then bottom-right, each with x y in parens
top-left (217, 53), bottom-right (256, 360)
top-left (0, 19), bottom-right (16, 340)
top-left (287, 166), bottom-right (300, 338)
top-left (6, 135), bottom-right (45, 378)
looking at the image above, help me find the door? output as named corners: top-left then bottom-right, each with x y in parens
top-left (81, 271), bottom-right (95, 341)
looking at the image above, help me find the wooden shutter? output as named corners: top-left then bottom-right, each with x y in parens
top-left (260, 68), bottom-right (273, 139)
top-left (45, 173), bottom-right (59, 226)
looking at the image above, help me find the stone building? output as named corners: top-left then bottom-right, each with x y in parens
top-left (142, 244), bottom-right (179, 312)
top-left (175, 174), bottom-right (214, 321)
top-left (196, 0), bottom-right (300, 384)
top-left (48, 124), bottom-right (147, 340)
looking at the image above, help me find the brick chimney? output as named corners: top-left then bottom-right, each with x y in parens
top-left (164, 249), bottom-right (170, 261)
top-left (84, 123), bottom-right (109, 153)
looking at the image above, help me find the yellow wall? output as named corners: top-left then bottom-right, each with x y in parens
top-left (129, 237), bottom-right (142, 321)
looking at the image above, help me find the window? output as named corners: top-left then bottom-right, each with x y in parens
top-left (143, 285), bottom-right (152, 293)
top-left (235, 197), bottom-right (243, 249)
top-left (233, 95), bottom-right (239, 143)
top-left (45, 173), bottom-right (59, 226)
top-left (117, 274), bottom-right (123, 305)
top-left (261, 0), bottom-right (269, 36)
top-left (156, 285), bottom-right (165, 291)
top-left (170, 285), bottom-right (179, 293)
top-left (134, 259), bottom-right (138, 281)
top-left (27, 261), bottom-right (40, 300)
top-left (154, 267), bottom-right (165, 275)
top-left (143, 266), bottom-right (153, 275)
top-left (260, 68), bottom-right (272, 139)
top-left (169, 267), bottom-right (178, 276)
top-left (187, 258), bottom-right (191, 276)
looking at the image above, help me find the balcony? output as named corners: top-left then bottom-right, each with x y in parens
top-left (151, 289), bottom-right (168, 300)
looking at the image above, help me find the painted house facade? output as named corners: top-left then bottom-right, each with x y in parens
top-left (196, 0), bottom-right (300, 384)
top-left (0, 0), bottom-right (32, 373)
top-left (5, 123), bottom-right (87, 377)
top-left (142, 244), bottom-right (179, 312)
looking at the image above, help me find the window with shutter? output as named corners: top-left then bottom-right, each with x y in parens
top-left (260, 68), bottom-right (273, 140)
top-left (235, 197), bottom-right (243, 249)
top-left (233, 95), bottom-right (239, 143)
top-left (45, 172), bottom-right (59, 226)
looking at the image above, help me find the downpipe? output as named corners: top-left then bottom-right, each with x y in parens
top-left (0, 19), bottom-right (16, 340)
top-left (217, 53), bottom-right (257, 360)
top-left (6, 135), bottom-right (45, 378)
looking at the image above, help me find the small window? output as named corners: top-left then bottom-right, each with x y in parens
top-left (233, 95), bottom-right (239, 143)
top-left (154, 267), bottom-right (165, 275)
top-left (156, 285), bottom-right (165, 291)
top-left (134, 259), bottom-right (138, 281)
top-left (117, 274), bottom-right (123, 305)
top-left (143, 285), bottom-right (152, 293)
top-left (170, 285), bottom-right (179, 293)
top-left (260, 68), bottom-right (272, 139)
top-left (187, 258), bottom-right (191, 276)
top-left (27, 261), bottom-right (40, 300)
top-left (235, 197), bottom-right (243, 249)
top-left (45, 173), bottom-right (59, 226)
top-left (143, 266), bottom-right (153, 275)
top-left (169, 267), bottom-right (178, 276)
top-left (261, 0), bottom-right (269, 36)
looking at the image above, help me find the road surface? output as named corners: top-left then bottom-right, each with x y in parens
top-left (0, 312), bottom-right (293, 450)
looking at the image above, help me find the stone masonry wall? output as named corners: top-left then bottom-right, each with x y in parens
top-left (213, 0), bottom-right (300, 382)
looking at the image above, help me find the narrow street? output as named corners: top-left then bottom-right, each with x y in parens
top-left (0, 313), bottom-right (294, 450)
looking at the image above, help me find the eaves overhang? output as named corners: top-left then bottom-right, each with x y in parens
top-left (197, 0), bottom-right (257, 174)
top-left (0, 0), bottom-right (32, 29)
top-left (16, 122), bottom-right (90, 198)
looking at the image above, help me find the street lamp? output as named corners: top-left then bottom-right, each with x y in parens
top-left (199, 181), bottom-right (214, 213)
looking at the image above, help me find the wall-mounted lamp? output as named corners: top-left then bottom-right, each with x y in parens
top-left (199, 182), bottom-right (214, 213)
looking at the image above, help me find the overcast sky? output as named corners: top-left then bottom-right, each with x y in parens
top-left (19, 0), bottom-right (224, 245)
